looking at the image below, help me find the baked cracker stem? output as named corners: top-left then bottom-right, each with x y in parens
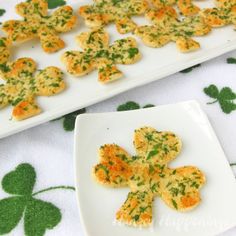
top-left (2, 0), bottom-right (77, 53)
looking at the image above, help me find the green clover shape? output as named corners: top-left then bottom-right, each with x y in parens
top-left (53, 108), bottom-right (86, 131)
top-left (117, 101), bottom-right (155, 111)
top-left (0, 163), bottom-right (75, 236)
top-left (204, 84), bottom-right (236, 114)
top-left (0, 9), bottom-right (6, 17)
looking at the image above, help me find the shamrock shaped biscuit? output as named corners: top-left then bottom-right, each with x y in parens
top-left (61, 28), bottom-right (141, 83)
top-left (2, 0), bottom-right (77, 53)
top-left (79, 0), bottom-right (149, 34)
top-left (200, 0), bottom-right (236, 28)
top-left (0, 58), bottom-right (65, 120)
top-left (135, 7), bottom-right (211, 52)
top-left (93, 127), bottom-right (205, 227)
top-left (150, 0), bottom-right (203, 16)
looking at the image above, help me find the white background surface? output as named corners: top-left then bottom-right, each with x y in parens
top-left (0, 0), bottom-right (235, 235)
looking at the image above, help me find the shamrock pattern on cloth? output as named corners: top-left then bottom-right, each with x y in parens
top-left (61, 28), bottom-right (141, 83)
top-left (0, 163), bottom-right (75, 236)
top-left (117, 101), bottom-right (155, 111)
top-left (150, 0), bottom-right (202, 16)
top-left (78, 0), bottom-right (149, 34)
top-left (2, 0), bottom-right (77, 53)
top-left (0, 58), bottom-right (65, 120)
top-left (93, 127), bottom-right (205, 226)
top-left (54, 108), bottom-right (86, 131)
top-left (200, 0), bottom-right (236, 29)
top-left (135, 7), bottom-right (211, 52)
top-left (0, 8), bottom-right (6, 17)
top-left (204, 84), bottom-right (236, 114)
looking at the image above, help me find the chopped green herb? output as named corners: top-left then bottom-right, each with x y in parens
top-left (147, 149), bottom-right (158, 160)
top-left (172, 199), bottom-right (178, 209)
top-left (0, 63), bottom-right (10, 73)
top-left (127, 48), bottom-right (139, 58)
top-left (133, 214), bottom-right (140, 221)
top-left (46, 0), bottom-right (66, 9)
top-left (0, 39), bottom-right (6, 47)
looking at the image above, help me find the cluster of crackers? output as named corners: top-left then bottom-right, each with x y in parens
top-left (0, 0), bottom-right (235, 120)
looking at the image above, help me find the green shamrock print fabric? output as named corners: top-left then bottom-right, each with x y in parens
top-left (0, 163), bottom-right (74, 236)
top-left (204, 85), bottom-right (236, 114)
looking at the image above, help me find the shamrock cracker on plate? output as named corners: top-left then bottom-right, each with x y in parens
top-left (61, 28), bottom-right (141, 83)
top-left (151, 0), bottom-right (203, 16)
top-left (2, 0), bottom-right (77, 53)
top-left (0, 58), bottom-right (66, 120)
top-left (93, 127), bottom-right (206, 227)
top-left (135, 7), bottom-right (211, 52)
top-left (78, 0), bottom-right (149, 34)
top-left (200, 0), bottom-right (236, 28)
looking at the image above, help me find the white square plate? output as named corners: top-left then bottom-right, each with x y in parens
top-left (74, 100), bottom-right (236, 236)
top-left (1, 0), bottom-right (236, 138)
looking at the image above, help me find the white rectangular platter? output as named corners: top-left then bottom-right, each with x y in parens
top-left (0, 0), bottom-right (236, 138)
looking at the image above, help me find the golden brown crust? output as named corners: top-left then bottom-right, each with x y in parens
top-left (133, 127), bottom-right (182, 164)
top-left (78, 0), bottom-right (149, 34)
top-left (93, 127), bottom-right (206, 227)
top-left (135, 8), bottom-right (211, 52)
top-left (93, 144), bottom-right (132, 187)
top-left (2, 0), bottom-right (77, 53)
top-left (62, 28), bottom-right (141, 83)
top-left (150, 0), bottom-right (201, 16)
top-left (0, 58), bottom-right (65, 121)
top-left (160, 166), bottom-right (206, 211)
top-left (175, 37), bottom-right (200, 52)
top-left (38, 27), bottom-right (65, 53)
top-left (35, 66), bottom-right (65, 96)
top-left (12, 98), bottom-right (41, 121)
top-left (116, 191), bottom-right (153, 227)
top-left (200, 0), bottom-right (236, 28)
